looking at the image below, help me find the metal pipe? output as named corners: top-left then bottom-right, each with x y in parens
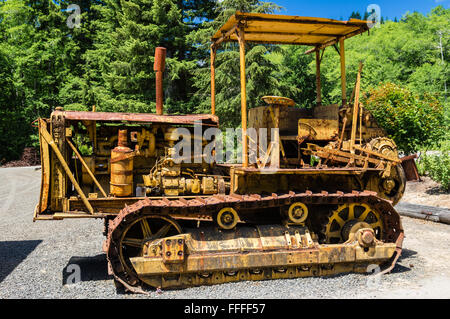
top-left (154, 47), bottom-right (166, 115)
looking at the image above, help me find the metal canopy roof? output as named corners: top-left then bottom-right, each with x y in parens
top-left (211, 12), bottom-right (370, 49)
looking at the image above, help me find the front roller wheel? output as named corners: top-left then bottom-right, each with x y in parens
top-left (364, 164), bottom-right (406, 206)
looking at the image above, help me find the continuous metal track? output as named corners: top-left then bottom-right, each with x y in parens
top-left (104, 190), bottom-right (403, 293)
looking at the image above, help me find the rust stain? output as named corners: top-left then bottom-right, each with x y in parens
top-left (54, 110), bottom-right (219, 126)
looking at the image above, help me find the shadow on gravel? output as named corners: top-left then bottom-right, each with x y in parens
top-left (388, 249), bottom-right (418, 274)
top-left (62, 254), bottom-right (112, 285)
top-left (0, 240), bottom-right (42, 284)
top-left (398, 248), bottom-right (418, 261)
top-left (391, 264), bottom-right (411, 274)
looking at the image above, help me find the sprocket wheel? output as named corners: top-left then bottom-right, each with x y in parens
top-left (324, 203), bottom-right (384, 244)
top-left (366, 137), bottom-right (406, 205)
top-left (111, 214), bottom-right (182, 287)
top-left (369, 137), bottom-right (398, 159)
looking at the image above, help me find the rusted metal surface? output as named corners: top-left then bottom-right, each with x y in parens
top-left (39, 122), bottom-right (94, 214)
top-left (52, 110), bottom-right (219, 126)
top-left (339, 38), bottom-right (347, 105)
top-left (131, 231), bottom-right (396, 277)
top-left (37, 119), bottom-right (50, 214)
top-left (210, 46), bottom-right (217, 115)
top-left (34, 11), bottom-right (410, 293)
top-left (299, 118), bottom-right (339, 140)
top-left (103, 191), bottom-right (395, 237)
top-left (401, 154), bottom-right (420, 181)
top-left (237, 25), bottom-right (249, 168)
top-left (154, 47), bottom-right (166, 115)
top-left (211, 11), bottom-right (370, 48)
top-left (66, 137), bottom-right (107, 198)
top-left (104, 189), bottom-right (403, 291)
top-left (234, 167), bottom-right (382, 174)
top-left (110, 129), bottom-right (134, 197)
top-left (303, 144), bottom-right (401, 167)
top-left (48, 165), bottom-right (401, 218)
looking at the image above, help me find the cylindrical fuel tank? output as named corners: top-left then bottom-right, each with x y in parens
top-left (110, 130), bottom-right (134, 197)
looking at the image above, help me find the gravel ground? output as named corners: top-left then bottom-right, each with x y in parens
top-left (1, 166), bottom-right (449, 299)
top-left (401, 176), bottom-right (450, 209)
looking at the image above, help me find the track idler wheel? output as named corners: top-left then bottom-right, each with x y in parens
top-left (381, 164), bottom-right (406, 206)
top-left (369, 137), bottom-right (399, 159)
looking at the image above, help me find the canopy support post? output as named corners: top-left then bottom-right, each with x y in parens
top-left (236, 25), bottom-right (248, 168)
top-left (315, 47), bottom-right (322, 106)
top-left (350, 62), bottom-right (362, 154)
top-left (210, 45), bottom-right (217, 115)
top-left (339, 37), bottom-right (347, 106)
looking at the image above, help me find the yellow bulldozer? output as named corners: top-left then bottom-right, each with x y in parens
top-left (34, 12), bottom-right (418, 293)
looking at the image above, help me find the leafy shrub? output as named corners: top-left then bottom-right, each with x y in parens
top-left (417, 152), bottom-right (450, 190)
top-left (363, 83), bottom-right (445, 154)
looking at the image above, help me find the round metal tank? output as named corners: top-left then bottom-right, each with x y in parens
top-left (110, 130), bottom-right (134, 197)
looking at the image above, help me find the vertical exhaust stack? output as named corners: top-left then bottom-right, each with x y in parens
top-left (154, 47), bottom-right (167, 115)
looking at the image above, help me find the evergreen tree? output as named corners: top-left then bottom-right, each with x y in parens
top-left (0, 2), bottom-right (448, 160)
top-left (189, 0), bottom-right (284, 127)
top-left (363, 11), bottom-right (369, 21)
top-left (0, 0), bottom-right (76, 160)
top-left (275, 46), bottom-right (315, 108)
top-left (349, 11), bottom-right (362, 20)
top-left (79, 0), bottom-right (219, 115)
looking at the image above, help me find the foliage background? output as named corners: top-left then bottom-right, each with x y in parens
top-left (0, 1), bottom-right (448, 163)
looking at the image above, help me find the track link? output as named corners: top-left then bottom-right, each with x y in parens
top-left (105, 190), bottom-right (403, 293)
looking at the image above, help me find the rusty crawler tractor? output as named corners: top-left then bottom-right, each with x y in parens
top-left (34, 12), bottom-right (419, 293)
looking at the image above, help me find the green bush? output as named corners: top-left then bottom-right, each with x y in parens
top-left (363, 83), bottom-right (445, 155)
top-left (417, 152), bottom-right (450, 191)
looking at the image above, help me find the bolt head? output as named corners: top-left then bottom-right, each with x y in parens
top-left (361, 230), bottom-right (375, 245)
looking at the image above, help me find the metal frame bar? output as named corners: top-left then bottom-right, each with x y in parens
top-left (304, 27), bottom-right (369, 54)
top-left (39, 124), bottom-right (94, 214)
top-left (340, 37), bottom-right (347, 106)
top-left (210, 45), bottom-right (217, 115)
top-left (315, 47), bottom-right (322, 106)
top-left (38, 119), bottom-right (50, 213)
top-left (66, 137), bottom-right (108, 198)
top-left (349, 68), bottom-right (361, 153)
top-left (236, 25), bottom-right (249, 168)
top-left (233, 14), bottom-right (366, 28)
